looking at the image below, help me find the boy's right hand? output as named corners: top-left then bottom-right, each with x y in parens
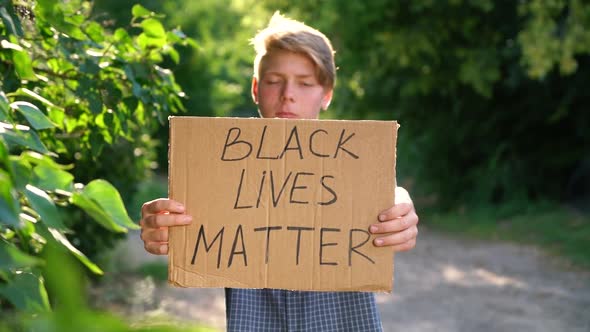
top-left (139, 198), bottom-right (192, 255)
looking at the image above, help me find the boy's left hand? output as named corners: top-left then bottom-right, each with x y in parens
top-left (369, 187), bottom-right (419, 252)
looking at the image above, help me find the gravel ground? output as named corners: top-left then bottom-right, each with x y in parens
top-left (113, 226), bottom-right (590, 332)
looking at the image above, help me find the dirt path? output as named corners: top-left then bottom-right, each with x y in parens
top-left (116, 226), bottom-right (590, 331)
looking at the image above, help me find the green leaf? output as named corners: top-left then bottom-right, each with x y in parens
top-left (9, 157), bottom-right (32, 190)
top-left (166, 47), bottom-right (180, 64)
top-left (20, 150), bottom-right (68, 169)
top-left (11, 48), bottom-right (37, 81)
top-left (71, 192), bottom-right (127, 233)
top-left (0, 6), bottom-right (23, 37)
top-left (0, 170), bottom-right (20, 227)
top-left (0, 137), bottom-right (7, 165)
top-left (0, 272), bottom-right (50, 312)
top-left (85, 21), bottom-right (105, 43)
top-left (41, 242), bottom-right (85, 312)
top-left (132, 4), bottom-right (152, 18)
top-left (18, 88), bottom-right (61, 110)
top-left (83, 180), bottom-right (139, 230)
top-left (11, 102), bottom-right (55, 130)
top-left (149, 52), bottom-right (163, 62)
top-left (35, 0), bottom-right (85, 40)
top-left (47, 107), bottom-right (65, 129)
top-left (166, 31), bottom-right (181, 44)
top-left (0, 122), bottom-right (49, 153)
top-left (137, 33), bottom-right (166, 51)
top-left (0, 240), bottom-right (43, 271)
top-left (80, 58), bottom-right (100, 75)
top-left (24, 185), bottom-right (66, 230)
top-left (87, 91), bottom-right (103, 114)
top-left (0, 91), bottom-right (10, 119)
top-left (18, 212), bottom-right (37, 238)
top-left (32, 164), bottom-right (74, 192)
top-left (113, 28), bottom-right (131, 43)
top-left (42, 226), bottom-right (103, 275)
top-left (46, 58), bottom-right (73, 74)
top-left (141, 18), bottom-right (166, 39)
top-left (88, 130), bottom-right (105, 156)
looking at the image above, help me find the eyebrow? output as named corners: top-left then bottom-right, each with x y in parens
top-left (264, 72), bottom-right (316, 79)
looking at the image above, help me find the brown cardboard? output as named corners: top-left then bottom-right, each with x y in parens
top-left (168, 116), bottom-right (398, 292)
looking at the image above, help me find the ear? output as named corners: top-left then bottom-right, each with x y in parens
top-left (251, 76), bottom-right (259, 104)
top-left (321, 88), bottom-right (333, 111)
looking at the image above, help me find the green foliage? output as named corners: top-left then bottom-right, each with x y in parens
top-left (95, 0), bottom-right (590, 209)
top-left (158, 0), bottom-right (267, 118)
top-left (263, 0), bottom-right (590, 208)
top-left (518, 0), bottom-right (590, 78)
top-left (128, 175), bottom-right (168, 221)
top-left (0, 0), bottom-right (193, 317)
top-left (93, 0), bottom-right (271, 167)
top-left (0, 243), bottom-right (213, 331)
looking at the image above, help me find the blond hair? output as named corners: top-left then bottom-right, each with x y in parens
top-left (251, 12), bottom-right (336, 89)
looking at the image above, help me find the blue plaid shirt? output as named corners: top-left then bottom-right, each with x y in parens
top-left (225, 288), bottom-right (383, 331)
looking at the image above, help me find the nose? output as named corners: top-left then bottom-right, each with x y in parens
top-left (281, 81), bottom-right (295, 102)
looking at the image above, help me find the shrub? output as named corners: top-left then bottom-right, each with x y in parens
top-left (0, 0), bottom-right (193, 314)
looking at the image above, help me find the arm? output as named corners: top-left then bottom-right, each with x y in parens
top-left (139, 198), bottom-right (192, 255)
top-left (369, 187), bottom-right (419, 252)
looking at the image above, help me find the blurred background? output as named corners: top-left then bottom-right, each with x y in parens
top-left (1, 1), bottom-right (588, 331)
top-left (95, 0), bottom-right (590, 210)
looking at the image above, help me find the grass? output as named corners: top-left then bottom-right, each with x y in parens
top-left (423, 201), bottom-right (590, 270)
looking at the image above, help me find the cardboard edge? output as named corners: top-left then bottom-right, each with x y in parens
top-left (167, 116), bottom-right (175, 285)
top-left (391, 121), bottom-right (399, 293)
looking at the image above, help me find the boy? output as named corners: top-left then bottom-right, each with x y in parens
top-left (140, 12), bottom-right (419, 331)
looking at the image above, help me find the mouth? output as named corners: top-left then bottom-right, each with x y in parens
top-left (275, 111), bottom-right (298, 119)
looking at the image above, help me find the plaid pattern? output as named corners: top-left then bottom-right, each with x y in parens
top-left (225, 288), bottom-right (382, 331)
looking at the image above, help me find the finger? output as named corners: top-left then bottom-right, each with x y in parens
top-left (142, 198), bottom-right (185, 216)
top-left (140, 227), bottom-right (169, 243)
top-left (373, 225), bottom-right (418, 247)
top-left (378, 203), bottom-right (413, 221)
top-left (144, 242), bottom-right (168, 255)
top-left (143, 213), bottom-right (192, 229)
top-left (369, 212), bottom-right (418, 234)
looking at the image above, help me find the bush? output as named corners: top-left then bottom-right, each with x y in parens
top-left (0, 0), bottom-right (193, 314)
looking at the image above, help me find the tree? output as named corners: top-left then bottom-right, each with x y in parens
top-left (262, 0), bottom-right (590, 208)
top-left (92, 0), bottom-right (590, 208)
top-left (93, 0), bottom-right (271, 168)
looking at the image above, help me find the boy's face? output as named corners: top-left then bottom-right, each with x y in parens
top-left (252, 50), bottom-right (333, 120)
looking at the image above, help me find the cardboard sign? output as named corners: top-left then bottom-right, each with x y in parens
top-left (168, 117), bottom-right (398, 292)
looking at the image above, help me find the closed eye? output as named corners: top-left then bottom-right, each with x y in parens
top-left (264, 79), bottom-right (281, 85)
